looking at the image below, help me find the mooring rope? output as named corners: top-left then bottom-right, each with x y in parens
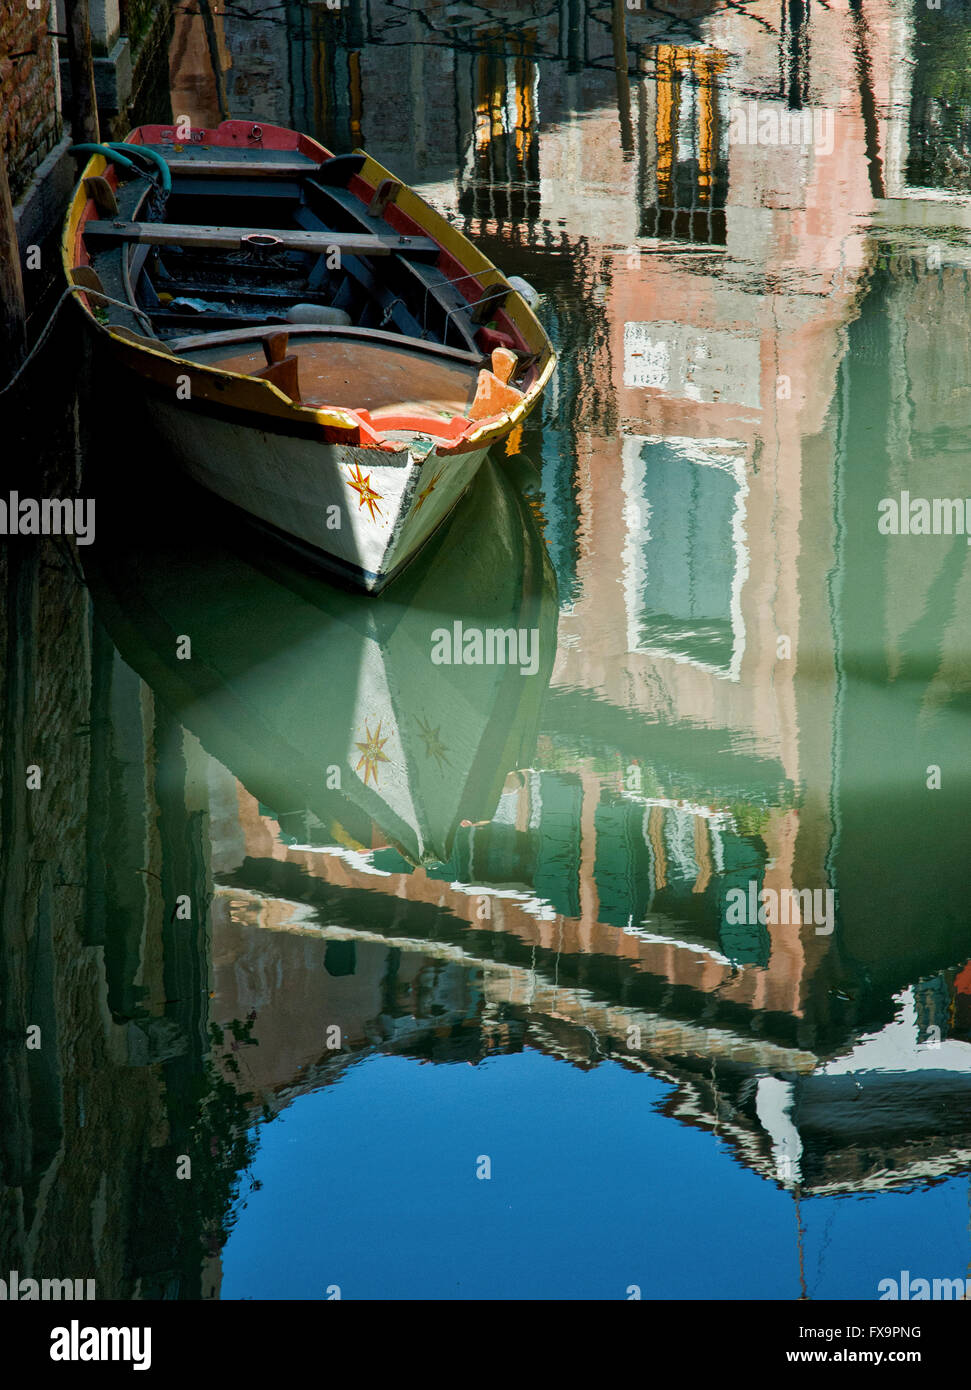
top-left (0, 284), bottom-right (153, 399)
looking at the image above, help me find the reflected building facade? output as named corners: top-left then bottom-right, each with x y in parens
top-left (161, 0), bottom-right (971, 1193)
top-left (2, 0), bottom-right (970, 1298)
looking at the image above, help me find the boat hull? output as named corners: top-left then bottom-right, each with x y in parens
top-left (63, 120), bottom-right (556, 593)
top-left (144, 391), bottom-right (490, 592)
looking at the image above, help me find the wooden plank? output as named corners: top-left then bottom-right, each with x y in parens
top-left (168, 177), bottom-right (304, 200)
top-left (84, 175), bottom-right (118, 217)
top-left (167, 321), bottom-right (487, 366)
top-left (292, 205), bottom-right (425, 339)
top-left (306, 179), bottom-right (387, 227)
top-left (84, 220), bottom-right (440, 257)
top-left (305, 179), bottom-right (483, 354)
top-left (154, 158), bottom-right (321, 178)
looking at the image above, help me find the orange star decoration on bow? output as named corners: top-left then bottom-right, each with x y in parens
top-left (346, 463), bottom-right (384, 521)
top-left (355, 719), bottom-right (390, 787)
top-left (415, 715), bottom-right (450, 770)
top-left (414, 468), bottom-right (444, 513)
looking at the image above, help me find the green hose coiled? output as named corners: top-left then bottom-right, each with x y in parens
top-left (69, 143), bottom-right (172, 194)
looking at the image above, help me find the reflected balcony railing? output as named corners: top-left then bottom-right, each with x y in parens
top-left (459, 32), bottom-right (541, 239)
top-left (642, 45), bottom-right (728, 245)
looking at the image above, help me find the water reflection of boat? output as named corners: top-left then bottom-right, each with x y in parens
top-left (82, 454), bottom-right (557, 865)
top-left (63, 120), bottom-right (554, 592)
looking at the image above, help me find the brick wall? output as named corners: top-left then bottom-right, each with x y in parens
top-left (0, 0), bottom-right (61, 202)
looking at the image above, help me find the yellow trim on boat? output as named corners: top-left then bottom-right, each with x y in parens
top-left (61, 151), bottom-right (106, 280)
top-left (63, 144), bottom-right (555, 448)
top-left (353, 151), bottom-right (555, 445)
top-left (354, 150), bottom-right (553, 362)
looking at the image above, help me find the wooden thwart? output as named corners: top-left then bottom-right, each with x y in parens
top-left (83, 220), bottom-right (439, 257)
top-left (162, 158), bottom-right (318, 177)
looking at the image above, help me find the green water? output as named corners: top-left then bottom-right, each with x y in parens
top-left (2, 0), bottom-right (970, 1301)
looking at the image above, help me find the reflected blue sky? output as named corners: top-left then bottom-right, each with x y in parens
top-left (221, 1050), bottom-right (970, 1300)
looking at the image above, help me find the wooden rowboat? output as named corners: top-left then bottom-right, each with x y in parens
top-left (62, 120), bottom-right (555, 592)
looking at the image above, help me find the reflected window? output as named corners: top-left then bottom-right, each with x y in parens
top-left (531, 773), bottom-right (583, 920)
top-left (599, 794), bottom-right (770, 966)
top-left (325, 939), bottom-right (357, 977)
top-left (422, 770), bottom-right (581, 920)
top-left (622, 436), bottom-right (748, 678)
top-left (782, 0), bottom-right (810, 112)
top-left (642, 46), bottom-right (728, 245)
top-left (593, 794), bottom-right (654, 931)
top-left (539, 308), bottom-right (582, 607)
top-left (459, 33), bottom-right (540, 237)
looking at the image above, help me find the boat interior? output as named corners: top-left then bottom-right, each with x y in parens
top-left (73, 132), bottom-right (540, 431)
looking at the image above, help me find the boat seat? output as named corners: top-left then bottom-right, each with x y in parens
top-left (110, 325), bottom-right (176, 354)
top-left (83, 220), bottom-right (440, 258)
top-left (190, 333), bottom-right (478, 423)
top-left (169, 323), bottom-right (485, 367)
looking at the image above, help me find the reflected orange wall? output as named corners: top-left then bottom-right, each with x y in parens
top-left (546, 1), bottom-right (899, 917)
top-left (233, 778), bottom-right (833, 1023)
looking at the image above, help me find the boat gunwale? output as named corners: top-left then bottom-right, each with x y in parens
top-left (62, 122), bottom-right (555, 449)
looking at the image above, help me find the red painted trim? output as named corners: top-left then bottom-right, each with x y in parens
top-left (127, 120), bottom-right (331, 160)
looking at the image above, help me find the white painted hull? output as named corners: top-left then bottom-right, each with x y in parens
top-left (147, 397), bottom-right (491, 592)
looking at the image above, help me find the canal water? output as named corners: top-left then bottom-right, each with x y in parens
top-left (2, 0), bottom-right (971, 1300)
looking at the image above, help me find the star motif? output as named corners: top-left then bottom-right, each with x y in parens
top-left (415, 716), bottom-right (450, 770)
top-left (355, 719), bottom-right (390, 787)
top-left (414, 467), bottom-right (444, 513)
top-left (346, 463), bottom-right (384, 522)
